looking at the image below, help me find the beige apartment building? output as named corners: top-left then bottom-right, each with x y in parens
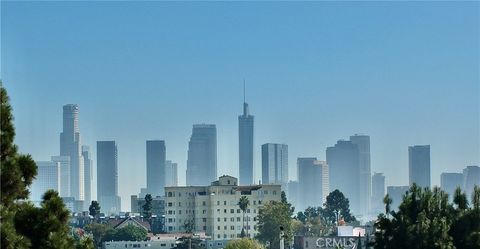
top-left (165, 175), bottom-right (281, 240)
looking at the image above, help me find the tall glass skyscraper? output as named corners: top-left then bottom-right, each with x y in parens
top-left (408, 145), bottom-right (431, 188)
top-left (326, 140), bottom-right (361, 216)
top-left (261, 143), bottom-right (288, 189)
top-left (97, 141), bottom-right (121, 214)
top-left (440, 172), bottom-right (463, 201)
top-left (82, 146), bottom-right (92, 210)
top-left (165, 160), bottom-right (178, 187)
top-left (146, 140), bottom-right (166, 196)
top-left (350, 134), bottom-right (371, 217)
top-left (186, 124), bottom-right (217, 186)
top-left (239, 97), bottom-right (254, 185)
top-left (371, 172), bottom-right (385, 215)
top-left (60, 104), bottom-right (84, 201)
top-left (297, 158), bottom-right (329, 211)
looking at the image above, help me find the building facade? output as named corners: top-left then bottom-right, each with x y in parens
top-left (165, 160), bottom-right (178, 187)
top-left (186, 124), bottom-right (217, 186)
top-left (349, 134), bottom-right (371, 217)
top-left (408, 145), bottom-right (431, 188)
top-left (164, 176), bottom-right (281, 240)
top-left (97, 141), bottom-right (121, 214)
top-left (261, 143), bottom-right (288, 190)
top-left (82, 146), bottom-right (92, 210)
top-left (326, 140), bottom-right (361, 216)
top-left (386, 186), bottom-right (409, 211)
top-left (60, 104), bottom-right (84, 201)
top-left (51, 155), bottom-right (71, 197)
top-left (147, 140), bottom-right (167, 196)
top-left (371, 173), bottom-right (385, 215)
top-left (463, 165), bottom-right (480, 201)
top-left (297, 158), bottom-right (329, 211)
top-left (31, 161), bottom-right (60, 202)
top-left (239, 100), bottom-right (254, 185)
top-left (440, 172), bottom-right (463, 201)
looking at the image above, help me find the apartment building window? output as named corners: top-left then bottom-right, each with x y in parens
top-left (168, 210), bottom-right (173, 215)
top-left (178, 202), bottom-right (181, 207)
top-left (254, 209), bottom-right (256, 213)
top-left (203, 210), bottom-right (206, 214)
top-left (247, 209), bottom-right (250, 213)
top-left (179, 210), bottom-right (182, 214)
top-left (273, 190), bottom-right (277, 195)
top-left (217, 226), bottom-right (221, 230)
top-left (224, 218), bottom-right (227, 222)
top-left (202, 218), bottom-right (207, 222)
top-left (168, 202), bottom-right (173, 207)
top-left (168, 226), bottom-right (173, 231)
top-left (230, 217), bottom-right (234, 222)
top-left (203, 201), bottom-right (206, 206)
top-left (224, 226), bottom-right (227, 230)
top-left (178, 193), bottom-right (182, 197)
top-left (230, 226), bottom-right (235, 230)
top-left (203, 226), bottom-right (206, 230)
top-left (217, 234), bottom-right (221, 239)
top-left (217, 201), bottom-right (220, 205)
top-left (217, 218), bottom-right (220, 222)
top-left (224, 201), bottom-right (227, 205)
top-left (237, 217), bottom-right (240, 222)
top-left (224, 209), bottom-right (227, 213)
top-left (258, 200), bottom-right (262, 205)
top-left (223, 234), bottom-right (227, 239)
top-left (217, 209), bottom-right (220, 213)
top-left (230, 209), bottom-right (234, 213)
top-left (237, 209), bottom-right (240, 213)
top-left (168, 192), bottom-right (173, 197)
top-left (253, 200), bottom-right (256, 205)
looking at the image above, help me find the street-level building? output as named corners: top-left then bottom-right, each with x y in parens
top-left (164, 175), bottom-right (281, 240)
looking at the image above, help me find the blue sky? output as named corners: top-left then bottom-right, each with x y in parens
top-left (2, 1), bottom-right (479, 211)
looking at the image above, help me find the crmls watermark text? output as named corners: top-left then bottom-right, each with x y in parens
top-left (315, 237), bottom-right (357, 248)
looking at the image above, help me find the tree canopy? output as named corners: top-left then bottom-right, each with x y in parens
top-left (256, 200), bottom-right (293, 249)
top-left (374, 184), bottom-right (480, 249)
top-left (142, 194), bottom-right (153, 219)
top-left (89, 200), bottom-right (101, 218)
top-left (225, 238), bottom-right (264, 249)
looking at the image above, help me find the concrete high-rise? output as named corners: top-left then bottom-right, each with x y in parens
top-left (326, 140), bottom-right (361, 215)
top-left (408, 145), bottom-right (431, 188)
top-left (82, 146), bottom-right (93, 209)
top-left (60, 104), bottom-right (84, 200)
top-left (371, 173), bottom-right (385, 215)
top-left (51, 155), bottom-right (70, 197)
top-left (297, 158), bottom-right (329, 211)
top-left (440, 172), bottom-right (463, 200)
top-left (186, 124), bottom-right (217, 186)
top-left (165, 160), bottom-right (178, 187)
top-left (97, 141), bottom-right (121, 214)
top-left (30, 161), bottom-right (60, 202)
top-left (146, 140), bottom-right (166, 196)
top-left (387, 186), bottom-right (409, 211)
top-left (463, 165), bottom-right (480, 200)
top-left (350, 134), bottom-right (371, 217)
top-left (238, 88), bottom-right (254, 185)
top-left (261, 143), bottom-right (288, 190)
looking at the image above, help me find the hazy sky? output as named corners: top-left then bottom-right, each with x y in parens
top-left (2, 1), bottom-right (479, 211)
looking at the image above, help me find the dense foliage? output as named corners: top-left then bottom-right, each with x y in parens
top-left (238, 196), bottom-right (250, 237)
top-left (295, 189), bottom-right (357, 237)
top-left (225, 238), bottom-right (264, 249)
top-left (256, 200), bottom-right (294, 249)
top-left (374, 184), bottom-right (480, 249)
top-left (89, 200), bottom-right (101, 218)
top-left (0, 85), bottom-right (94, 249)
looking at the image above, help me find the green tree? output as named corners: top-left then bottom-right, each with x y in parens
top-left (1, 84), bottom-right (38, 248)
top-left (256, 201), bottom-right (293, 249)
top-left (450, 186), bottom-right (480, 249)
top-left (238, 196), bottom-right (250, 237)
top-left (323, 189), bottom-right (356, 225)
top-left (172, 236), bottom-right (204, 249)
top-left (183, 218), bottom-right (195, 233)
top-left (0, 84), bottom-right (94, 249)
top-left (225, 238), bottom-right (264, 249)
top-left (143, 194), bottom-right (153, 219)
top-left (88, 200), bottom-right (101, 219)
top-left (374, 184), bottom-right (456, 249)
top-left (85, 223), bottom-right (114, 247)
top-left (107, 225), bottom-right (148, 242)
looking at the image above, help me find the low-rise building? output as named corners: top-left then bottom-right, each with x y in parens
top-left (165, 175), bottom-right (281, 240)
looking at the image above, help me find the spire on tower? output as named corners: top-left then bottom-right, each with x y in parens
top-left (243, 79), bottom-right (249, 116)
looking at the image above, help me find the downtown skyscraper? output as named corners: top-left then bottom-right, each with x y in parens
top-left (326, 140), bottom-right (361, 216)
top-left (408, 145), bottom-right (431, 188)
top-left (146, 140), bottom-right (166, 196)
top-left (82, 146), bottom-right (92, 209)
top-left (238, 93), bottom-right (254, 185)
top-left (297, 158), bottom-right (329, 211)
top-left (350, 134), bottom-right (371, 218)
top-left (186, 124), bottom-right (217, 186)
top-left (261, 143), bottom-right (288, 189)
top-left (97, 141), bottom-right (121, 214)
top-left (60, 104), bottom-right (84, 201)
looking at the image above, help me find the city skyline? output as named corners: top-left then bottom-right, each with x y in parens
top-left (3, 2), bottom-right (479, 211)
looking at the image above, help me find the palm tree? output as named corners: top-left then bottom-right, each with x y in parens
top-left (238, 196), bottom-right (250, 238)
